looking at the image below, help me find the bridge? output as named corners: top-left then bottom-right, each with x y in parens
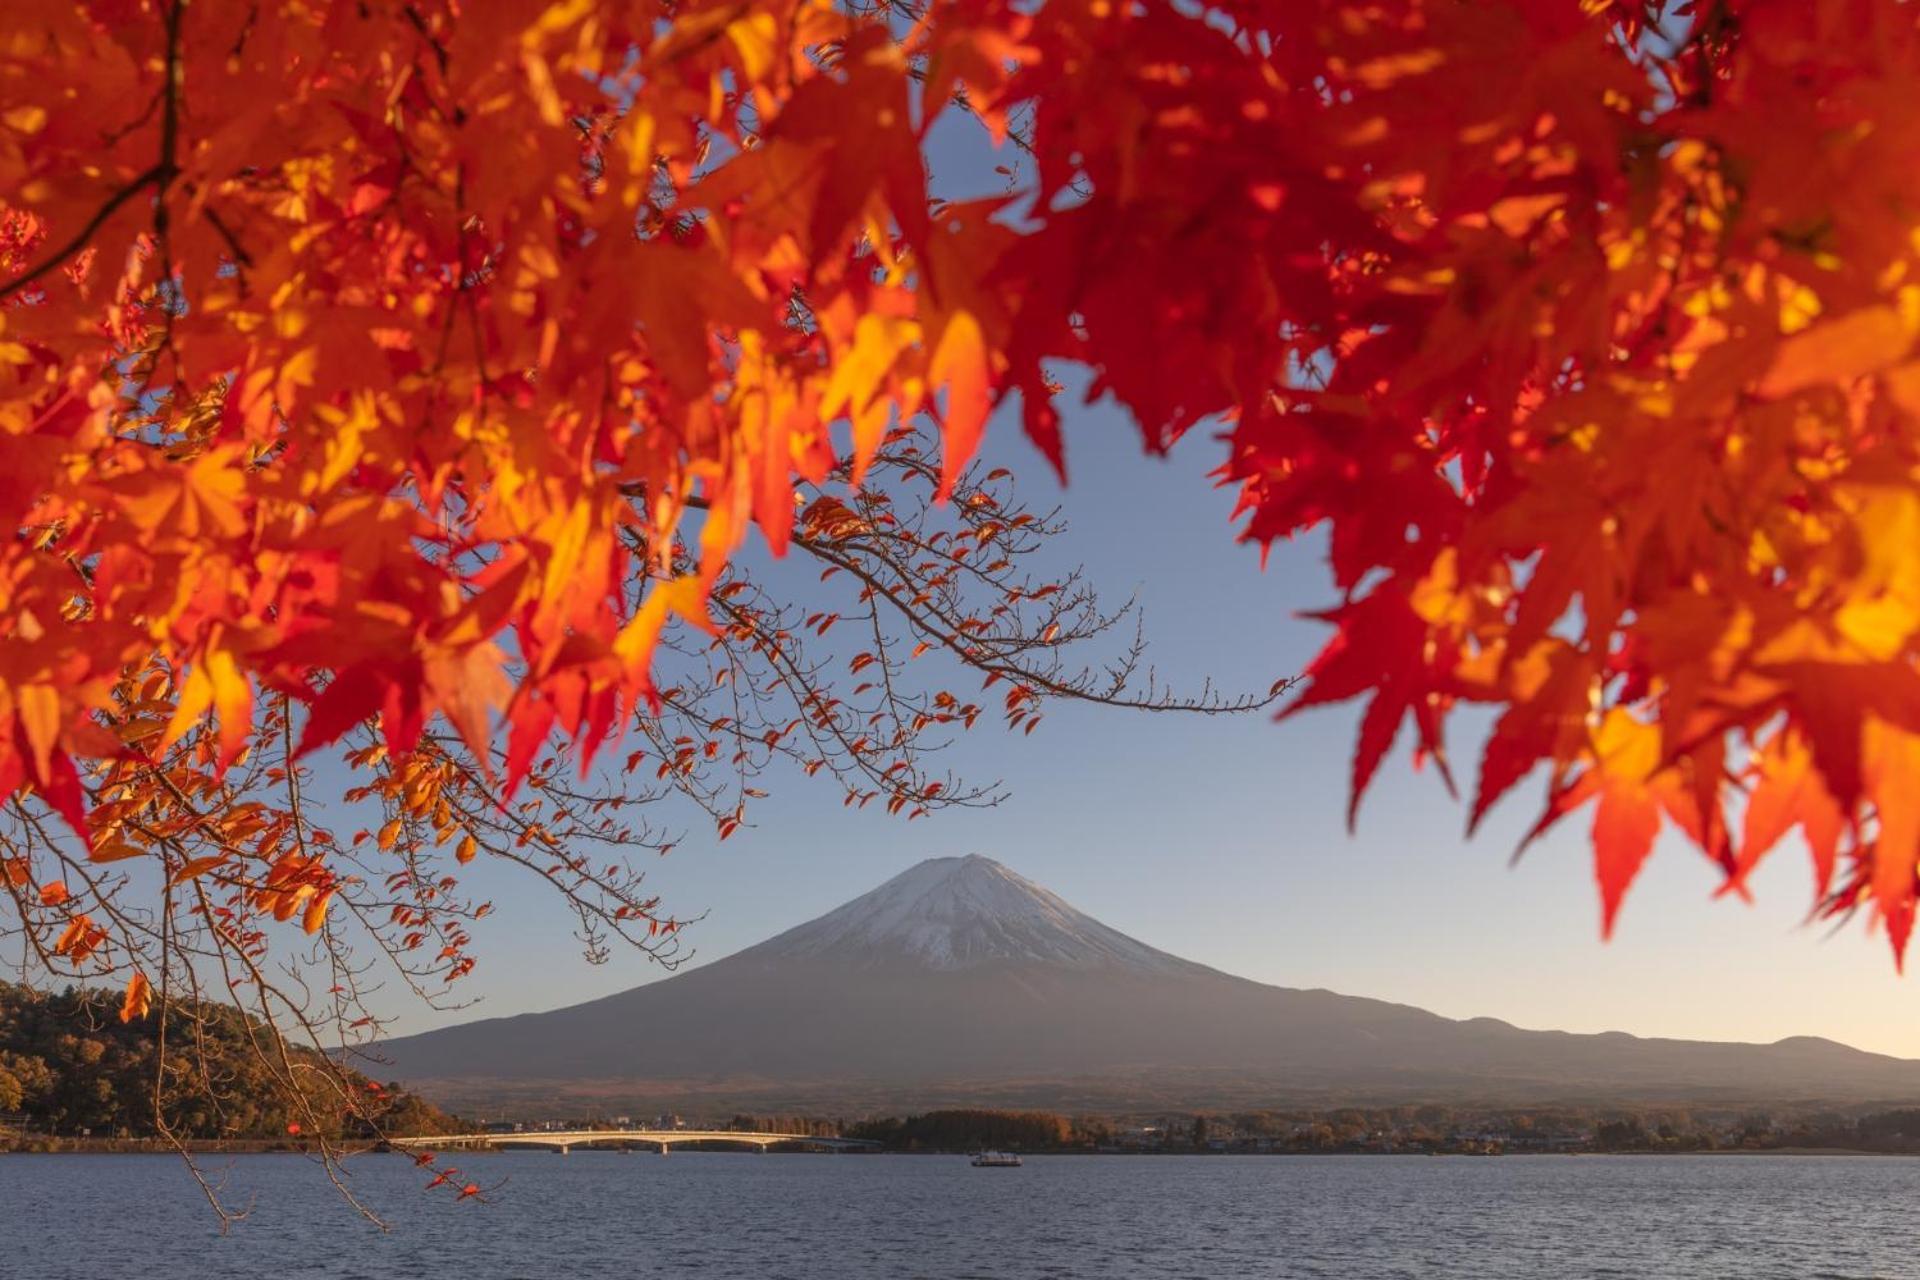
top-left (387, 1129), bottom-right (881, 1155)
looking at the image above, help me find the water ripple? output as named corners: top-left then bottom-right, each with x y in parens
top-left (5, 1152), bottom-right (1919, 1278)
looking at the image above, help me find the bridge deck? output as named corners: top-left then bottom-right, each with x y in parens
top-left (388, 1129), bottom-right (878, 1151)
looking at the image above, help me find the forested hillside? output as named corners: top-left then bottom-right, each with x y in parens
top-left (0, 983), bottom-right (453, 1141)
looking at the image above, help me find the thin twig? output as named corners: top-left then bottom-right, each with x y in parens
top-left (0, 166), bottom-right (164, 300)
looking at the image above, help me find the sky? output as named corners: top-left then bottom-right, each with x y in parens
top-left (380, 394), bottom-right (1920, 1059)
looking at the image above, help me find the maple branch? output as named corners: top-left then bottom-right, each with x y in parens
top-left (0, 166), bottom-right (164, 301)
top-left (403, 4), bottom-right (452, 76)
top-left (158, 0), bottom-right (186, 209)
top-left (202, 205), bottom-right (254, 270)
top-left (629, 482), bottom-right (1294, 717)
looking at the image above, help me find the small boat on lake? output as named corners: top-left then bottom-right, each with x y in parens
top-left (970, 1150), bottom-right (1023, 1167)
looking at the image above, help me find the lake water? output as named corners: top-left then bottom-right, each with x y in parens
top-left (4, 1151), bottom-right (1918, 1278)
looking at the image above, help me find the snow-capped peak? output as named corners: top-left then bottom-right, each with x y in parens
top-left (747, 854), bottom-right (1200, 973)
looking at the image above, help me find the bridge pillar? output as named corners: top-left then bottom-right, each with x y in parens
top-left (659, 1142), bottom-right (669, 1156)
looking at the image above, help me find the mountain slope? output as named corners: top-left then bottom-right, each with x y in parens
top-left (374, 856), bottom-right (1920, 1109)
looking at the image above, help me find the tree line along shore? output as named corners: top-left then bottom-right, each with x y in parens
top-left (16, 1103), bottom-right (1920, 1158)
top-left (11, 982), bottom-right (1920, 1159)
top-left (697, 1106), bottom-right (1920, 1156)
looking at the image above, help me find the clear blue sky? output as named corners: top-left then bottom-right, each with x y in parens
top-left (380, 393), bottom-right (1919, 1059)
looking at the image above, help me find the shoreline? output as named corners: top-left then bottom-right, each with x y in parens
top-left (0, 1138), bottom-right (387, 1155)
top-left (5, 1141), bottom-right (1918, 1158)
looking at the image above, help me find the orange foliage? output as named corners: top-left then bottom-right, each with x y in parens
top-left (3, 0), bottom-right (1920, 968)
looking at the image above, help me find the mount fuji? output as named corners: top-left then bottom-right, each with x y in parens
top-left (374, 855), bottom-right (1920, 1112)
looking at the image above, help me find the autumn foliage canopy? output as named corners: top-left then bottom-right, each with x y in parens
top-left (4, 0), bottom-right (1920, 1045)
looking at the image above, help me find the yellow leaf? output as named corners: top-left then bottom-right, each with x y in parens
top-left (1759, 306), bottom-right (1913, 397)
top-left (3, 105), bottom-right (47, 135)
top-left (119, 972), bottom-right (152, 1024)
top-left (726, 12), bottom-right (780, 83)
top-left (1879, 354), bottom-right (1920, 411)
top-left (930, 310), bottom-right (991, 499)
top-left (302, 889), bottom-right (333, 935)
top-left (523, 53), bottom-right (566, 128)
top-left (1865, 717), bottom-right (1920, 926)
top-left (161, 642), bottom-right (253, 769)
top-left (1830, 483), bottom-right (1920, 660)
top-left (823, 314), bottom-right (921, 476)
top-left (15, 684), bottom-right (60, 783)
top-left (1348, 48), bottom-right (1445, 89)
top-left (1487, 193), bottom-right (1566, 237)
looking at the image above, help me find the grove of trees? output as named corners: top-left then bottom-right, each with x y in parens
top-left (843, 1107), bottom-right (1075, 1151)
top-left (0, 980), bottom-right (452, 1142)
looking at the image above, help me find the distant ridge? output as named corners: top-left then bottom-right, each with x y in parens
top-left (375, 856), bottom-right (1920, 1112)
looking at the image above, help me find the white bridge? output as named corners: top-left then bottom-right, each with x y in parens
top-left (387, 1129), bottom-right (880, 1155)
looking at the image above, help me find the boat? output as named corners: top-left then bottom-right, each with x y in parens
top-left (970, 1150), bottom-right (1023, 1167)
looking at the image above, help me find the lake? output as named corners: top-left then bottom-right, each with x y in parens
top-left (4, 1151), bottom-right (1917, 1278)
